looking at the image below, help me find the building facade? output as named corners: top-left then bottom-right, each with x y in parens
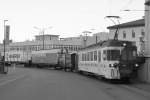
top-left (81, 32), bottom-right (109, 47)
top-left (35, 34), bottom-right (59, 41)
top-left (0, 34), bottom-right (83, 54)
top-left (0, 32), bottom-right (110, 54)
top-left (107, 19), bottom-right (145, 56)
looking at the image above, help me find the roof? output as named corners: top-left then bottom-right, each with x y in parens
top-left (35, 34), bottom-right (59, 37)
top-left (79, 40), bottom-right (135, 51)
top-left (7, 39), bottom-right (82, 46)
top-left (107, 19), bottom-right (144, 29)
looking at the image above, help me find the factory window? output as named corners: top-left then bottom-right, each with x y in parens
top-left (32, 45), bottom-right (35, 51)
top-left (76, 46), bottom-right (78, 51)
top-left (70, 46), bottom-right (73, 51)
top-left (123, 31), bottom-right (126, 39)
top-left (94, 51), bottom-right (97, 61)
top-left (132, 30), bottom-right (135, 38)
top-left (82, 53), bottom-right (84, 61)
top-left (49, 45), bottom-right (52, 49)
top-left (98, 50), bottom-right (101, 62)
top-left (53, 45), bottom-right (56, 49)
top-left (103, 50), bottom-right (107, 60)
top-left (36, 45), bottom-right (39, 51)
top-left (39, 45), bottom-right (43, 50)
top-left (45, 45), bottom-right (48, 50)
top-left (74, 46), bottom-right (77, 51)
top-left (87, 52), bottom-right (89, 61)
top-left (141, 29), bottom-right (145, 36)
top-left (17, 47), bottom-right (19, 51)
top-left (85, 53), bottom-right (88, 61)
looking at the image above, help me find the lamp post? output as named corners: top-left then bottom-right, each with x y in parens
top-left (82, 31), bottom-right (92, 47)
top-left (3, 20), bottom-right (8, 74)
top-left (90, 29), bottom-right (98, 44)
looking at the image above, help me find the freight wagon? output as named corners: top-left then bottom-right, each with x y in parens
top-left (31, 49), bottom-right (77, 71)
top-left (31, 49), bottom-right (61, 68)
top-left (58, 53), bottom-right (78, 71)
top-left (4, 51), bottom-right (31, 66)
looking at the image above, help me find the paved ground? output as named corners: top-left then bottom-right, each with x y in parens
top-left (0, 66), bottom-right (150, 100)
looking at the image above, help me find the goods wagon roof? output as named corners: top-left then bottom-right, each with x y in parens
top-left (32, 49), bottom-right (61, 54)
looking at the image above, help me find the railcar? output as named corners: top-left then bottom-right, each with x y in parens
top-left (31, 49), bottom-right (61, 68)
top-left (4, 51), bottom-right (31, 66)
top-left (58, 53), bottom-right (78, 71)
top-left (31, 49), bottom-right (75, 70)
top-left (77, 40), bottom-right (141, 80)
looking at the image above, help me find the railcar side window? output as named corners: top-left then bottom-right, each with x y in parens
top-left (107, 50), bottom-right (120, 61)
top-left (87, 52), bottom-right (90, 61)
top-left (98, 51), bottom-right (101, 62)
top-left (85, 53), bottom-right (87, 61)
top-left (90, 52), bottom-right (94, 61)
top-left (94, 51), bottom-right (97, 61)
top-left (84, 53), bottom-right (86, 61)
top-left (82, 53), bottom-right (84, 61)
top-left (121, 48), bottom-right (136, 61)
top-left (103, 50), bottom-right (107, 61)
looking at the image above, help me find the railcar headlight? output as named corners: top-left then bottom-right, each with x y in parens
top-left (135, 64), bottom-right (139, 67)
top-left (109, 64), bottom-right (114, 67)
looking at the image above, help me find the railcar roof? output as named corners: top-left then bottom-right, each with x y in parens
top-left (79, 40), bottom-right (135, 51)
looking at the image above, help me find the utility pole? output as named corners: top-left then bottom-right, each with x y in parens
top-left (96, 35), bottom-right (98, 44)
top-left (144, 0), bottom-right (150, 82)
top-left (90, 29), bottom-right (98, 44)
top-left (34, 26), bottom-right (52, 50)
top-left (42, 30), bottom-right (45, 50)
top-left (3, 20), bottom-right (8, 74)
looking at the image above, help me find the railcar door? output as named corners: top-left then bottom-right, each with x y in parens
top-left (97, 49), bottom-right (107, 76)
top-left (97, 50), bottom-right (104, 76)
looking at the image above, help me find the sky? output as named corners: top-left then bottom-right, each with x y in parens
top-left (0, 0), bottom-right (145, 42)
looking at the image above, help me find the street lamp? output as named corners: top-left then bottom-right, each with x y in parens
top-left (89, 29), bottom-right (98, 44)
top-left (34, 26), bottom-right (52, 50)
top-left (3, 20), bottom-right (8, 74)
top-left (82, 30), bottom-right (92, 47)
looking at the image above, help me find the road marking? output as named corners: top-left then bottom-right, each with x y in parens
top-left (0, 75), bottom-right (27, 87)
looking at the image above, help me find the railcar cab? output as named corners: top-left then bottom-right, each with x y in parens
top-left (100, 40), bottom-right (138, 79)
top-left (100, 47), bottom-right (122, 79)
top-left (118, 43), bottom-right (139, 79)
top-left (77, 40), bottom-right (140, 80)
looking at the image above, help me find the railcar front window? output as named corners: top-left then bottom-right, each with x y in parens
top-left (107, 50), bottom-right (120, 61)
top-left (121, 48), bottom-right (137, 61)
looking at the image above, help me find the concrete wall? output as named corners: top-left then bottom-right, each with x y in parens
top-left (141, 0), bottom-right (150, 83)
